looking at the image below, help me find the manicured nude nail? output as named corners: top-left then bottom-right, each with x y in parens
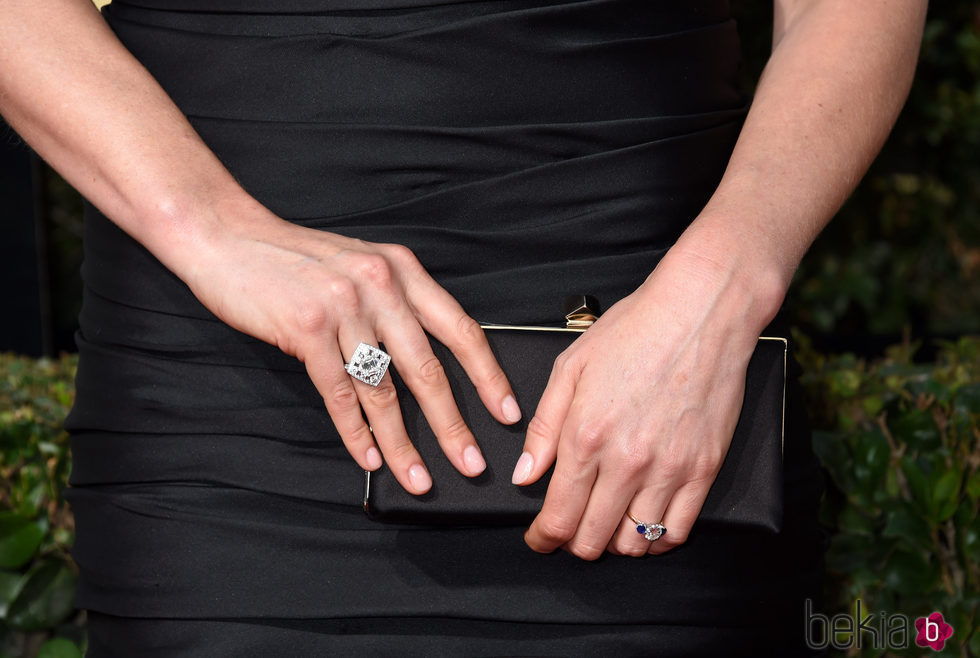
top-left (365, 447), bottom-right (383, 471)
top-left (502, 395), bottom-right (522, 423)
top-left (409, 464), bottom-right (432, 493)
top-left (512, 451), bottom-right (533, 485)
top-left (463, 445), bottom-right (486, 475)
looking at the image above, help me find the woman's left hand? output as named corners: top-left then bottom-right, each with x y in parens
top-left (513, 243), bottom-right (783, 558)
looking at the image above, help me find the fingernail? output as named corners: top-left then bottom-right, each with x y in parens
top-left (463, 445), bottom-right (486, 475)
top-left (502, 395), bottom-right (522, 423)
top-left (365, 447), bottom-right (383, 470)
top-left (409, 464), bottom-right (432, 493)
top-left (512, 451), bottom-right (533, 485)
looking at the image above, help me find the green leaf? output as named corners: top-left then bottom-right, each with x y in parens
top-left (812, 431), bottom-right (857, 491)
top-left (930, 470), bottom-right (962, 523)
top-left (901, 460), bottom-right (931, 514)
top-left (6, 561), bottom-right (76, 631)
top-left (837, 506), bottom-right (875, 537)
top-left (962, 516), bottom-right (980, 564)
top-left (882, 549), bottom-right (940, 596)
top-left (0, 513), bottom-right (47, 570)
top-left (882, 503), bottom-right (932, 552)
top-left (967, 470), bottom-right (980, 502)
top-left (954, 383), bottom-right (980, 414)
top-left (853, 430), bottom-right (890, 499)
top-left (891, 408), bottom-right (942, 451)
top-left (36, 638), bottom-right (83, 658)
top-left (861, 395), bottom-right (885, 418)
top-left (970, 628), bottom-right (980, 657)
top-left (0, 569), bottom-right (27, 617)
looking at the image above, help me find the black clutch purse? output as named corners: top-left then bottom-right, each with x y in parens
top-left (363, 298), bottom-right (787, 532)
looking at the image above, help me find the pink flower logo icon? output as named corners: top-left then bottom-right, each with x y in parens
top-left (915, 612), bottom-right (954, 651)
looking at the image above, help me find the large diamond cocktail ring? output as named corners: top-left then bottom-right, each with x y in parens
top-left (344, 342), bottom-right (391, 387)
top-left (625, 511), bottom-right (666, 542)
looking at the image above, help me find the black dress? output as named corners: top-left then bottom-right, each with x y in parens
top-left (64, 1), bottom-right (827, 655)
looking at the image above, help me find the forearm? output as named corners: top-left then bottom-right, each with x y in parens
top-left (662, 0), bottom-right (927, 329)
top-left (0, 0), bottom-right (269, 280)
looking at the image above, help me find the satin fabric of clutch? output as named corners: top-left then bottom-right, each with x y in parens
top-left (364, 326), bottom-right (787, 533)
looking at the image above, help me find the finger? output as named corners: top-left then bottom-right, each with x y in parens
top-left (396, 255), bottom-right (520, 425)
top-left (375, 313), bottom-right (487, 479)
top-left (338, 327), bottom-right (433, 495)
top-left (511, 352), bottom-right (579, 486)
top-left (301, 339), bottom-right (383, 474)
top-left (523, 407), bottom-right (601, 554)
top-left (562, 467), bottom-right (637, 561)
top-left (646, 480), bottom-right (711, 556)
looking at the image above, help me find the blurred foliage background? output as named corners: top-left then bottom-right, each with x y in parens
top-left (1, 1), bottom-right (979, 657)
top-left (735, 1), bottom-right (980, 353)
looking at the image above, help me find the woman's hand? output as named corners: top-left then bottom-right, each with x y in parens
top-left (1, 0), bottom-right (522, 497)
top-left (513, 0), bottom-right (927, 559)
top-left (513, 242), bottom-right (783, 558)
top-left (181, 205), bottom-right (521, 495)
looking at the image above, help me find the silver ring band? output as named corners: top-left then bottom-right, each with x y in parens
top-left (344, 342), bottom-right (391, 387)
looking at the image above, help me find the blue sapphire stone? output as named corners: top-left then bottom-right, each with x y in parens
top-left (636, 525), bottom-right (646, 535)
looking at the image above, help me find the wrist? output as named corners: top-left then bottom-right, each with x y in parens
top-left (137, 183), bottom-right (280, 284)
top-left (651, 220), bottom-right (791, 337)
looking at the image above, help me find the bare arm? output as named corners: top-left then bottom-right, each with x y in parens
top-left (0, 0), bottom-right (240, 273)
top-left (519, 0), bottom-right (928, 558)
top-left (678, 0), bottom-right (928, 300)
top-left (1, 0), bottom-right (520, 494)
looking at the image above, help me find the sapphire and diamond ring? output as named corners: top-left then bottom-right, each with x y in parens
top-left (344, 342), bottom-right (391, 387)
top-left (626, 511), bottom-right (666, 542)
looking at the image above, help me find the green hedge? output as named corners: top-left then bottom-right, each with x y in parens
top-left (797, 333), bottom-right (980, 656)
top-left (1, 339), bottom-right (978, 656)
top-left (0, 355), bottom-right (81, 658)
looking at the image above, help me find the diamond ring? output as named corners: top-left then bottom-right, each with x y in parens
top-left (344, 342), bottom-right (391, 387)
top-left (625, 511), bottom-right (666, 542)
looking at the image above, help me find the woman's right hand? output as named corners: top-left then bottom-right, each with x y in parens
top-left (0, 1), bottom-right (518, 496)
top-left (179, 203), bottom-right (521, 495)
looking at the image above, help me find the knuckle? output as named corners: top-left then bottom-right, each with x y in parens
top-left (439, 414), bottom-right (471, 443)
top-left (328, 278), bottom-right (359, 312)
top-left (539, 519), bottom-right (576, 544)
top-left (619, 441), bottom-right (652, 478)
top-left (574, 422), bottom-right (608, 457)
top-left (293, 302), bottom-right (330, 335)
top-left (328, 384), bottom-right (360, 412)
top-left (659, 530), bottom-right (687, 548)
top-left (570, 543), bottom-right (604, 562)
top-left (385, 438), bottom-right (418, 462)
top-left (383, 243), bottom-right (417, 266)
top-left (354, 253), bottom-right (394, 288)
top-left (656, 449), bottom-right (688, 482)
top-left (552, 351), bottom-right (573, 377)
top-left (344, 423), bottom-right (374, 446)
top-left (454, 314), bottom-right (484, 345)
top-left (551, 348), bottom-right (583, 381)
top-left (415, 355), bottom-right (449, 388)
top-left (526, 415), bottom-right (558, 440)
top-left (690, 451), bottom-right (723, 482)
top-left (623, 543), bottom-right (649, 558)
top-left (365, 381), bottom-right (399, 407)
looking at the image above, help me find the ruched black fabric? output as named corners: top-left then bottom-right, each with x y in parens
top-left (64, 1), bottom-right (827, 654)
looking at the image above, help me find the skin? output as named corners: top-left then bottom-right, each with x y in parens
top-left (517, 0), bottom-right (929, 558)
top-left (1, 0), bottom-right (927, 559)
